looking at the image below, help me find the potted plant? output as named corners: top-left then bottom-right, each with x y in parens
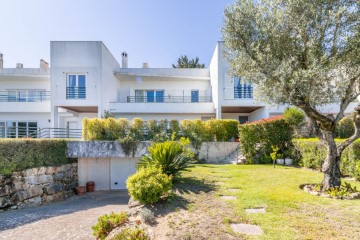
top-left (271, 146), bottom-right (285, 166)
top-left (284, 149), bottom-right (293, 166)
top-left (276, 153), bottom-right (285, 165)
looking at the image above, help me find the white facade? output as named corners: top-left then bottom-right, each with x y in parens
top-left (0, 41), bottom-right (358, 138)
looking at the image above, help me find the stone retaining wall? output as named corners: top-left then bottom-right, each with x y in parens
top-left (0, 163), bottom-right (78, 210)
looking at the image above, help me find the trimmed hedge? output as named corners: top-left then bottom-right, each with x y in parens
top-left (238, 116), bottom-right (293, 163)
top-left (293, 138), bottom-right (360, 179)
top-left (83, 118), bottom-right (240, 144)
top-left (0, 139), bottom-right (71, 175)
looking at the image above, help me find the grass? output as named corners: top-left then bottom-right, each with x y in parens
top-left (180, 164), bottom-right (360, 240)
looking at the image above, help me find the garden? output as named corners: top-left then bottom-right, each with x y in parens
top-left (88, 108), bottom-right (360, 240)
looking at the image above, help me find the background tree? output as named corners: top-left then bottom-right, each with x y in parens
top-left (172, 55), bottom-right (205, 68)
top-left (223, 0), bottom-right (360, 189)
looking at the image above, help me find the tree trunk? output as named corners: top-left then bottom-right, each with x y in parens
top-left (321, 130), bottom-right (341, 190)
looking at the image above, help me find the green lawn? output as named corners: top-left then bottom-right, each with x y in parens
top-left (181, 164), bottom-right (360, 240)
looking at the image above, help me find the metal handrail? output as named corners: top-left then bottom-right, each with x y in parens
top-left (0, 90), bottom-right (50, 102)
top-left (126, 95), bottom-right (212, 103)
top-left (66, 87), bottom-right (86, 99)
top-left (234, 86), bottom-right (253, 99)
top-left (0, 127), bottom-right (82, 139)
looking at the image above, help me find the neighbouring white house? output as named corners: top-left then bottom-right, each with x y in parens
top-left (0, 41), bottom-right (358, 138)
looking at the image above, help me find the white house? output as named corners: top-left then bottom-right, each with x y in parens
top-left (0, 41), bottom-right (357, 138)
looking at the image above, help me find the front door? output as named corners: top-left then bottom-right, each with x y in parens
top-left (239, 116), bottom-right (249, 124)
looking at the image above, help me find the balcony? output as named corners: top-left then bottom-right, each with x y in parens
top-left (126, 96), bottom-right (212, 103)
top-left (66, 87), bottom-right (86, 99)
top-left (0, 90), bottom-right (50, 102)
top-left (0, 68), bottom-right (49, 76)
top-left (0, 90), bottom-right (51, 113)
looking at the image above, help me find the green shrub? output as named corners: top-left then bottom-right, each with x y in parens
top-left (111, 227), bottom-right (150, 240)
top-left (130, 118), bottom-right (145, 141)
top-left (238, 116), bottom-right (293, 163)
top-left (180, 119), bottom-right (210, 149)
top-left (169, 119), bottom-right (180, 137)
top-left (137, 139), bottom-right (194, 176)
top-left (0, 139), bottom-right (71, 175)
top-left (92, 211), bottom-right (128, 240)
top-left (337, 117), bottom-right (355, 139)
top-left (126, 166), bottom-right (172, 204)
top-left (284, 107), bottom-right (305, 137)
top-left (293, 139), bottom-right (360, 178)
top-left (83, 118), bottom-right (240, 144)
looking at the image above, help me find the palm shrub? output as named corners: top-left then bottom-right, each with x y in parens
top-left (126, 166), bottom-right (172, 204)
top-left (137, 139), bottom-right (194, 176)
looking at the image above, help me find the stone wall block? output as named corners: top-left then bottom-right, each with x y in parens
top-left (11, 191), bottom-right (29, 202)
top-left (46, 166), bottom-right (57, 175)
top-left (44, 183), bottom-right (64, 195)
top-left (22, 196), bottom-right (41, 208)
top-left (37, 167), bottom-right (47, 175)
top-left (39, 175), bottom-right (53, 184)
top-left (54, 172), bottom-right (64, 181)
top-left (27, 185), bottom-right (43, 198)
top-left (44, 192), bottom-right (64, 202)
top-left (60, 164), bottom-right (72, 172)
top-left (65, 181), bottom-right (78, 191)
top-left (0, 197), bottom-right (13, 209)
top-left (24, 176), bottom-right (40, 185)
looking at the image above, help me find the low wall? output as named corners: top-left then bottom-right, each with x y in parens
top-left (67, 141), bottom-right (239, 164)
top-left (0, 163), bottom-right (78, 210)
top-left (197, 142), bottom-right (240, 163)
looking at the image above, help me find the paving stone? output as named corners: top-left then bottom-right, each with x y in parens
top-left (230, 223), bottom-right (263, 235)
top-left (245, 208), bottom-right (266, 214)
top-left (220, 195), bottom-right (236, 200)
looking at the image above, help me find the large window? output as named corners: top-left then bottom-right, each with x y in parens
top-left (134, 90), bottom-right (164, 103)
top-left (67, 74), bottom-right (86, 99)
top-left (0, 121), bottom-right (38, 138)
top-left (234, 77), bottom-right (253, 99)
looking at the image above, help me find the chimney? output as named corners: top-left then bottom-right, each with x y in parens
top-left (16, 63), bottom-right (23, 69)
top-left (0, 53), bottom-right (3, 69)
top-left (40, 59), bottom-right (49, 69)
top-left (142, 62), bottom-right (149, 69)
top-left (121, 51), bottom-right (128, 68)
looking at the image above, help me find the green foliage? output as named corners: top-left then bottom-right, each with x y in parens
top-left (325, 182), bottom-right (358, 199)
top-left (92, 211), bottom-right (128, 240)
top-left (83, 118), bottom-right (240, 146)
top-left (293, 139), bottom-right (360, 178)
top-left (119, 135), bottom-right (139, 157)
top-left (137, 139), bottom-right (194, 176)
top-left (238, 116), bottom-right (293, 163)
top-left (337, 117), bottom-right (355, 139)
top-left (172, 55), bottom-right (205, 68)
top-left (0, 139), bottom-right (71, 175)
top-left (130, 118), bottom-right (145, 141)
top-left (126, 166), bottom-right (172, 204)
top-left (169, 119), bottom-right (180, 137)
top-left (284, 107), bottom-right (305, 137)
top-left (102, 110), bottom-right (115, 119)
top-left (111, 227), bottom-right (150, 240)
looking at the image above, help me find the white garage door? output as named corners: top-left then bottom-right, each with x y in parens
top-left (110, 158), bottom-right (137, 190)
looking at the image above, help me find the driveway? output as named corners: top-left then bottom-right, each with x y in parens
top-left (0, 191), bottom-right (129, 240)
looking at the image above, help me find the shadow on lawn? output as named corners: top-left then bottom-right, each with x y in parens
top-left (148, 176), bottom-right (216, 221)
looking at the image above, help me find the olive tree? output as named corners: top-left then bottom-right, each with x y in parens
top-left (222, 0), bottom-right (360, 189)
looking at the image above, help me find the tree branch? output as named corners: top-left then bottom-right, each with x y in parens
top-left (335, 72), bottom-right (360, 123)
top-left (337, 108), bottom-right (360, 154)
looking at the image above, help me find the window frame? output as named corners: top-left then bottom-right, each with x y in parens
top-left (66, 73), bottom-right (87, 99)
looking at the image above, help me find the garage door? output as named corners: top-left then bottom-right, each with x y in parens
top-left (110, 158), bottom-right (137, 190)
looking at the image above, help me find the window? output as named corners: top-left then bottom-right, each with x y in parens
top-left (191, 90), bottom-right (199, 102)
top-left (234, 77), bottom-right (253, 99)
top-left (134, 90), bottom-right (164, 103)
top-left (0, 121), bottom-right (38, 138)
top-left (67, 74), bottom-right (86, 99)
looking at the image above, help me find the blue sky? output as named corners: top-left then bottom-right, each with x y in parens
top-left (0, 0), bottom-right (233, 68)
